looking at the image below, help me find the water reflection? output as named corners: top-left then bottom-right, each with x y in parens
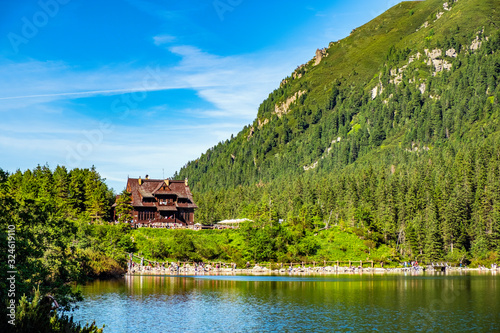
top-left (73, 273), bottom-right (500, 332)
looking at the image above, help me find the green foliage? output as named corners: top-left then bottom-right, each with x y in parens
top-left (0, 165), bottom-right (131, 329)
top-left (13, 288), bottom-right (103, 333)
top-left (115, 190), bottom-right (133, 223)
top-left (7, 165), bottom-right (114, 221)
top-left (129, 223), bottom-right (398, 267)
top-left (172, 0), bottom-right (500, 264)
top-left (78, 248), bottom-right (126, 278)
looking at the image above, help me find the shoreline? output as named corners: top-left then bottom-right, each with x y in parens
top-left (125, 265), bottom-right (499, 276)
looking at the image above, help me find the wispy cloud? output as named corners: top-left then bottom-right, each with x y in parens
top-left (0, 41), bottom-right (300, 118)
top-left (168, 45), bottom-right (301, 118)
top-left (0, 60), bottom-right (181, 104)
top-left (153, 34), bottom-right (176, 46)
top-left (0, 112), bottom-right (243, 190)
top-left (0, 39), bottom-right (308, 190)
top-left (0, 87), bottom-right (170, 101)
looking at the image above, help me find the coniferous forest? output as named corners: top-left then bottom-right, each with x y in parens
top-left (176, 0), bottom-right (500, 264)
top-left (2, 0), bottom-right (500, 331)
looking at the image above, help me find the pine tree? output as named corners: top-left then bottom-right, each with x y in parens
top-left (424, 204), bottom-right (443, 261)
top-left (115, 190), bottom-right (133, 223)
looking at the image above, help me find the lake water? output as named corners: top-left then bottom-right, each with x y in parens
top-left (72, 272), bottom-right (500, 332)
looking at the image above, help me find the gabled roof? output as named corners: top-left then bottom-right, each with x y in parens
top-left (126, 177), bottom-right (197, 209)
top-left (151, 181), bottom-right (167, 193)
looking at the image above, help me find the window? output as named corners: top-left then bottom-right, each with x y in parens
top-left (138, 210), bottom-right (155, 221)
top-left (158, 198), bottom-right (174, 205)
top-left (180, 210), bottom-right (192, 222)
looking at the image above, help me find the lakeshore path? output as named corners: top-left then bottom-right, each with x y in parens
top-left (127, 264), bottom-right (498, 276)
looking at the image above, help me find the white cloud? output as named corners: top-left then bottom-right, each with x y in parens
top-left (0, 41), bottom-right (313, 191)
top-left (0, 97), bottom-right (248, 191)
top-left (167, 45), bottom-right (303, 119)
top-left (153, 34), bottom-right (176, 45)
top-left (0, 41), bottom-right (302, 119)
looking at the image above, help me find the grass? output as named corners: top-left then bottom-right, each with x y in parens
top-left (131, 226), bottom-right (398, 265)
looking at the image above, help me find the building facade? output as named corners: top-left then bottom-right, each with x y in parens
top-left (122, 176), bottom-right (197, 227)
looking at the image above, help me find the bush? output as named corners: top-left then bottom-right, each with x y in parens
top-left (7, 288), bottom-right (104, 333)
top-left (79, 248), bottom-right (126, 278)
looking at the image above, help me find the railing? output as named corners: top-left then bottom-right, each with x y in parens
top-left (136, 217), bottom-right (178, 223)
top-left (133, 217), bottom-right (193, 229)
top-left (153, 217), bottom-right (179, 223)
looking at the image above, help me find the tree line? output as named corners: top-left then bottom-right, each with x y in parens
top-left (177, 30), bottom-right (500, 264)
top-left (0, 165), bottom-right (133, 332)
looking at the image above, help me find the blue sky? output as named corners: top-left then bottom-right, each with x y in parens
top-left (0, 0), bottom-right (402, 192)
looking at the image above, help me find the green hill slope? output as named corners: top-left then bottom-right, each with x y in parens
top-left (175, 0), bottom-right (500, 263)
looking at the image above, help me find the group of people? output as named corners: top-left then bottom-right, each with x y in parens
top-left (403, 261), bottom-right (421, 270)
top-left (128, 259), bottom-right (238, 274)
top-left (133, 222), bottom-right (186, 229)
top-left (478, 263), bottom-right (498, 270)
top-left (126, 257), bottom-right (500, 275)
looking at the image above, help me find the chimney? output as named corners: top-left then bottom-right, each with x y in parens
top-left (165, 179), bottom-right (170, 186)
top-left (138, 177), bottom-right (143, 185)
top-left (185, 178), bottom-right (188, 186)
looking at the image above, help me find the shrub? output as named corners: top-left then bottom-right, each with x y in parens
top-left (11, 288), bottom-right (104, 333)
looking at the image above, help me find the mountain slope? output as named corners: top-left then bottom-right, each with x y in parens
top-left (177, 0), bottom-right (499, 191)
top-left (175, 0), bottom-right (500, 262)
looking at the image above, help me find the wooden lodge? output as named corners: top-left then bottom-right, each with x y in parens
top-left (121, 176), bottom-right (197, 227)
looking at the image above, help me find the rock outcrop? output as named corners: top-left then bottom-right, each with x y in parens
top-left (419, 83), bottom-right (426, 94)
top-left (470, 36), bottom-right (482, 51)
top-left (258, 118), bottom-right (269, 129)
top-left (314, 48), bottom-right (328, 66)
top-left (425, 48), bottom-right (452, 75)
top-left (274, 90), bottom-right (306, 117)
top-left (445, 48), bottom-right (457, 57)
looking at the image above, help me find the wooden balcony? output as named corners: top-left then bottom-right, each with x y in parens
top-left (134, 216), bottom-right (189, 228)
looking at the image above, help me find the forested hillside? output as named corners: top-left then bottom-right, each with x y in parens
top-left (176, 0), bottom-right (500, 261)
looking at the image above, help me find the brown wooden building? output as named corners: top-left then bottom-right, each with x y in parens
top-left (122, 176), bottom-right (197, 227)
